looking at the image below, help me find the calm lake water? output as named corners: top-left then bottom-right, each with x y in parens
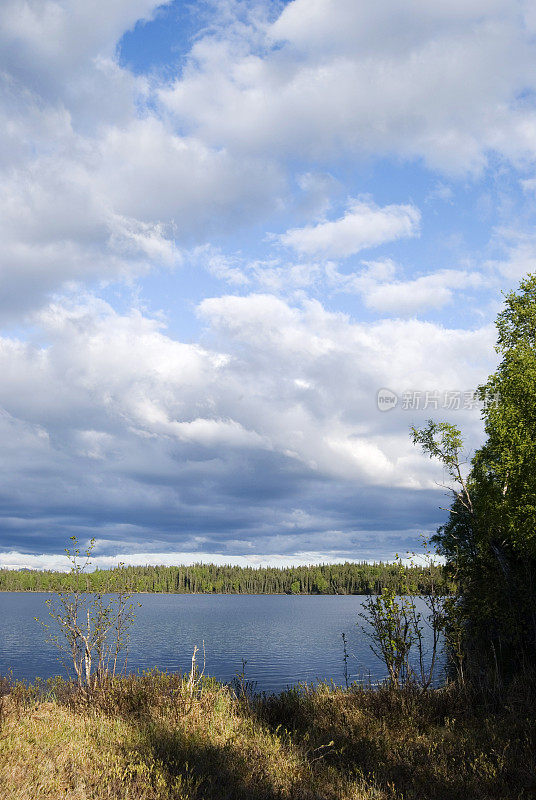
top-left (0, 593), bottom-right (445, 694)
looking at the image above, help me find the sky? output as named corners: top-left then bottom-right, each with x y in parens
top-left (0, 0), bottom-right (535, 570)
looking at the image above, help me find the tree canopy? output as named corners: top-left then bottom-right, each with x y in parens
top-left (0, 560), bottom-right (448, 596)
top-left (414, 274), bottom-right (536, 680)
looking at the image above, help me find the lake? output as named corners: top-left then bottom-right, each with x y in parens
top-left (0, 593), bottom-right (445, 693)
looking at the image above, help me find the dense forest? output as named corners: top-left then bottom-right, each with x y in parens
top-left (0, 560), bottom-right (449, 595)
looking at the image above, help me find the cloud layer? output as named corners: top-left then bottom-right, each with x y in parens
top-left (0, 0), bottom-right (532, 563)
top-left (0, 294), bottom-right (495, 559)
top-left (162, 0), bottom-right (536, 172)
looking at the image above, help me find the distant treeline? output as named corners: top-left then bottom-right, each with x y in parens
top-left (0, 561), bottom-right (450, 595)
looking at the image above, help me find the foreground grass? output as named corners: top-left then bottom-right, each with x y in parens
top-left (0, 672), bottom-right (534, 800)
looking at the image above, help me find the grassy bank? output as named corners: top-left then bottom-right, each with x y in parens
top-left (0, 672), bottom-right (534, 800)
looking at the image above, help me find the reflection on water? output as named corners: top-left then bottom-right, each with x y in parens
top-left (0, 593), bottom-right (445, 694)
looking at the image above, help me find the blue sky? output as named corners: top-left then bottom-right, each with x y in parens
top-left (0, 0), bottom-right (535, 570)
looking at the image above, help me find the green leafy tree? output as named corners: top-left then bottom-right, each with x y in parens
top-left (358, 555), bottom-right (444, 689)
top-left (413, 274), bottom-right (536, 681)
top-left (37, 538), bottom-right (138, 693)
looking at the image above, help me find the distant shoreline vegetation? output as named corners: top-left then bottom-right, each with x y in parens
top-left (0, 561), bottom-right (450, 595)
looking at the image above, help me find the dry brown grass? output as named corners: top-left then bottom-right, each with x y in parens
top-left (259, 681), bottom-right (536, 800)
top-left (0, 673), bottom-right (533, 800)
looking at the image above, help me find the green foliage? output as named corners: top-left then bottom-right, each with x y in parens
top-left (358, 555), bottom-right (444, 688)
top-left (414, 273), bottom-right (536, 682)
top-left (473, 273), bottom-right (536, 557)
top-left (360, 583), bottom-right (415, 686)
top-left (0, 560), bottom-right (450, 596)
top-left (412, 421), bottom-right (465, 486)
top-left (411, 419), bottom-right (474, 521)
top-left (37, 538), bottom-right (138, 691)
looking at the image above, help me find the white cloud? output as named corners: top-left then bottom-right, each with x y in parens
top-left (0, 548), bottom-right (402, 571)
top-left (425, 183), bottom-right (454, 204)
top-left (0, 150), bottom-right (183, 318)
top-left (0, 2), bottom-right (287, 319)
top-left (0, 294), bottom-right (495, 500)
top-left (160, 0), bottom-right (536, 172)
top-left (95, 118), bottom-right (283, 234)
top-left (486, 231), bottom-right (536, 281)
top-left (0, 0), bottom-right (167, 105)
top-left (0, 0), bottom-right (532, 324)
top-left (269, 0), bottom-right (510, 54)
top-left (171, 418), bottom-right (270, 449)
top-left (521, 177), bottom-right (536, 194)
top-left (0, 291), bottom-right (497, 558)
top-left (201, 248), bottom-right (251, 286)
top-left (361, 269), bottom-right (484, 315)
top-left (0, 103), bottom-right (285, 319)
top-left (277, 200), bottom-right (420, 258)
top-left (233, 257), bottom-right (485, 316)
top-left (197, 292), bottom-right (494, 485)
